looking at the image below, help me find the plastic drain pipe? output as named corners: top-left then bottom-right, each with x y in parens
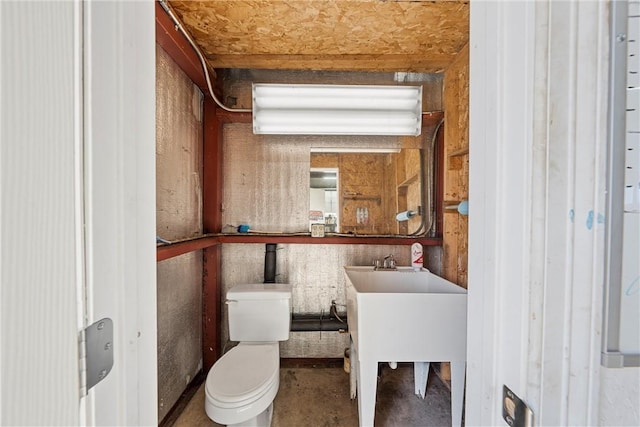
top-left (290, 314), bottom-right (348, 332)
top-left (264, 243), bottom-right (277, 284)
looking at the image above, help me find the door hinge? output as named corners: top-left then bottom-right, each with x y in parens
top-left (79, 318), bottom-right (114, 396)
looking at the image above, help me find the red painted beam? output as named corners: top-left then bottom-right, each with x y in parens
top-left (217, 235), bottom-right (442, 246)
top-left (215, 109), bottom-right (252, 124)
top-left (156, 235), bottom-right (442, 262)
top-left (155, 1), bottom-right (209, 95)
top-left (423, 110), bottom-right (444, 126)
top-left (203, 99), bottom-right (224, 233)
top-left (202, 245), bottom-right (221, 370)
top-left (156, 236), bottom-right (218, 262)
top-left (202, 98), bottom-right (224, 370)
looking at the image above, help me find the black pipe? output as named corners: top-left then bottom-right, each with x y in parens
top-left (290, 314), bottom-right (348, 332)
top-left (264, 243), bottom-right (277, 283)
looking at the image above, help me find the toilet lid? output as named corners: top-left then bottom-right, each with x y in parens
top-left (206, 344), bottom-right (279, 404)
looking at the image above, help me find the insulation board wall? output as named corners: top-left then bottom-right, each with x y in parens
top-left (443, 43), bottom-right (469, 288)
top-left (156, 44), bottom-right (204, 421)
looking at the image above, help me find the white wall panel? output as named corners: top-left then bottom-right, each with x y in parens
top-left (1, 2), bottom-right (81, 425)
top-left (155, 44), bottom-right (204, 422)
top-left (469, 1), bottom-right (639, 425)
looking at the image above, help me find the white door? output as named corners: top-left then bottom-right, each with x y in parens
top-left (1, 1), bottom-right (85, 422)
top-left (1, 1), bottom-right (157, 425)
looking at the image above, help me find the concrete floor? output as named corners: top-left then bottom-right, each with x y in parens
top-left (172, 363), bottom-right (454, 427)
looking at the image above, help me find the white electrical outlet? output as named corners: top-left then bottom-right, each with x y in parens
top-left (311, 223), bottom-right (325, 237)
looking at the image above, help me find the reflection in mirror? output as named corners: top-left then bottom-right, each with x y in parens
top-left (310, 149), bottom-right (425, 236)
top-left (309, 168), bottom-right (339, 232)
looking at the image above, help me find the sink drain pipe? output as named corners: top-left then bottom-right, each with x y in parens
top-left (290, 313), bottom-right (348, 332)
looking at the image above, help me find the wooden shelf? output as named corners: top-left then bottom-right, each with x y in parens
top-left (397, 173), bottom-right (419, 188)
top-left (448, 147), bottom-right (469, 157)
top-left (342, 195), bottom-right (382, 205)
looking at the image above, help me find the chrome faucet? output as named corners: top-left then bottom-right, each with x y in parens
top-left (374, 254), bottom-right (396, 270)
top-left (383, 254), bottom-right (396, 269)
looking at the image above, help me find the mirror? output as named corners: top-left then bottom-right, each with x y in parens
top-left (309, 149), bottom-right (425, 235)
top-left (221, 123), bottom-right (438, 237)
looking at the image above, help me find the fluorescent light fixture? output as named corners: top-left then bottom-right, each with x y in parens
top-left (310, 147), bottom-right (401, 153)
top-left (252, 84), bottom-right (422, 136)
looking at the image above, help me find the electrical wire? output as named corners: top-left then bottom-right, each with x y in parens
top-left (409, 118), bottom-right (444, 236)
top-left (158, 0), bottom-right (251, 113)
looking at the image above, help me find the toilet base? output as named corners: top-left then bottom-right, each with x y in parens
top-left (227, 402), bottom-right (273, 427)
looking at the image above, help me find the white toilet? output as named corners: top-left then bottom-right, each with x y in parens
top-left (205, 283), bottom-right (292, 427)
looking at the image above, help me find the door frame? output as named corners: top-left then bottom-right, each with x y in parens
top-left (82, 1), bottom-right (157, 425)
top-left (467, 1), bottom-right (612, 425)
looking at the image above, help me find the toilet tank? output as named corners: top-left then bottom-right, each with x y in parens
top-left (226, 284), bottom-right (292, 342)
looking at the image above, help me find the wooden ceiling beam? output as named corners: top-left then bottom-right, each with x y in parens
top-left (208, 54), bottom-right (451, 73)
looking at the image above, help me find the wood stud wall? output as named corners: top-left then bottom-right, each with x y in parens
top-left (340, 153), bottom-right (392, 234)
top-left (395, 149), bottom-right (423, 235)
top-left (442, 43), bottom-right (469, 288)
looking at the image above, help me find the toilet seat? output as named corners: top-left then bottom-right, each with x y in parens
top-left (205, 343), bottom-right (280, 425)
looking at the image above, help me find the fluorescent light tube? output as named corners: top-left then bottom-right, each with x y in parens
top-left (252, 84), bottom-right (422, 136)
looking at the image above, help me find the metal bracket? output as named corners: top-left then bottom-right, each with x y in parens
top-left (79, 318), bottom-right (114, 395)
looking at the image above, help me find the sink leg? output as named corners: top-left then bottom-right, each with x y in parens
top-left (450, 361), bottom-right (466, 427)
top-left (356, 359), bottom-right (378, 427)
top-left (349, 339), bottom-right (357, 399)
top-left (414, 362), bottom-right (430, 398)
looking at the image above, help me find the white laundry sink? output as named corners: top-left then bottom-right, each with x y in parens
top-left (344, 266), bottom-right (467, 427)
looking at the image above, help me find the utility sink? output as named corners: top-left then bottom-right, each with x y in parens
top-left (344, 266), bottom-right (467, 427)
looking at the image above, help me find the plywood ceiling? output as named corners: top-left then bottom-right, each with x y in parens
top-left (167, 0), bottom-right (469, 73)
